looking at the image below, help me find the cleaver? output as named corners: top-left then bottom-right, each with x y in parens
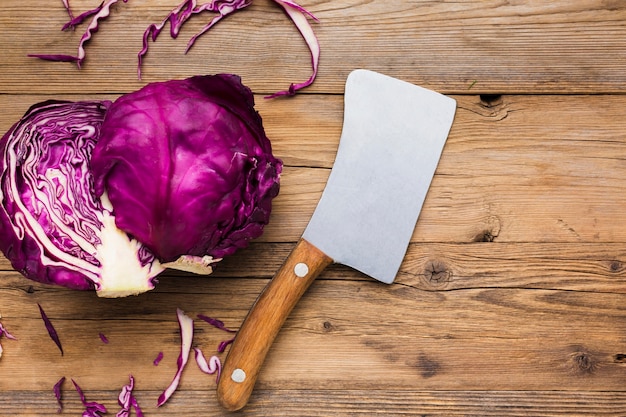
top-left (217, 69), bottom-right (457, 410)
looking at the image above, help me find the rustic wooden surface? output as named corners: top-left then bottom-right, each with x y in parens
top-left (2, 0), bottom-right (626, 415)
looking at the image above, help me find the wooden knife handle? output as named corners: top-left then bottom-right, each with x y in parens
top-left (217, 238), bottom-right (333, 411)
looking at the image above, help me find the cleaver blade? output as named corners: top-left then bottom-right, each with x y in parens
top-left (303, 69), bottom-right (456, 284)
top-left (217, 69), bottom-right (457, 411)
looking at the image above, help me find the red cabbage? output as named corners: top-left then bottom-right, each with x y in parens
top-left (62, 4), bottom-right (105, 31)
top-left (218, 337), bottom-right (235, 353)
top-left (98, 332), bottom-right (109, 344)
top-left (62, 0), bottom-right (73, 18)
top-left (0, 75), bottom-right (280, 296)
top-left (197, 314), bottom-right (236, 333)
top-left (91, 74), bottom-right (282, 263)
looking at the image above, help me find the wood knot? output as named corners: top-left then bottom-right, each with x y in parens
top-left (609, 260), bottom-right (623, 273)
top-left (473, 215), bottom-right (501, 242)
top-left (613, 353), bottom-right (626, 363)
top-left (322, 321), bottom-right (335, 332)
top-left (414, 354), bottom-right (441, 379)
top-left (479, 94), bottom-right (503, 108)
top-left (423, 260), bottom-right (452, 289)
top-left (569, 349), bottom-right (597, 375)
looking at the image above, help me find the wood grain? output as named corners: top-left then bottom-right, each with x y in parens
top-left (2, 0), bottom-right (626, 415)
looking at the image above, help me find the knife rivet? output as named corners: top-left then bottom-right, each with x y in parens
top-left (231, 368), bottom-right (246, 383)
top-left (294, 262), bottom-right (309, 278)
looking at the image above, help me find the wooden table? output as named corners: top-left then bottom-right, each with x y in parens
top-left (2, 1), bottom-right (626, 415)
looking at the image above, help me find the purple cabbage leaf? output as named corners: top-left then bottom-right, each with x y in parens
top-left (91, 74), bottom-right (282, 264)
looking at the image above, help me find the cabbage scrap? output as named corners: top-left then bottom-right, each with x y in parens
top-left (72, 379), bottom-right (108, 417)
top-left (30, 0), bottom-right (130, 67)
top-left (116, 375), bottom-right (143, 417)
top-left (157, 308), bottom-right (194, 407)
top-left (33, 0), bottom-right (320, 96)
top-left (0, 315), bottom-right (17, 359)
top-left (38, 303), bottom-right (64, 355)
top-left (53, 376), bottom-right (66, 413)
top-left (138, 0), bottom-right (320, 96)
top-left (153, 351), bottom-right (164, 366)
top-left (194, 347), bottom-right (221, 382)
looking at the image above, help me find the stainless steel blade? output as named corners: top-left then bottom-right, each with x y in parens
top-left (302, 69), bottom-right (456, 284)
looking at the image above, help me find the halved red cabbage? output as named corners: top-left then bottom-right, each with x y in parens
top-left (0, 100), bottom-right (164, 297)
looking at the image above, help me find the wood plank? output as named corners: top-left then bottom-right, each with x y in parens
top-left (2, 389), bottom-right (626, 416)
top-left (2, 93), bottom-right (626, 244)
top-left (2, 277), bottom-right (626, 393)
top-left (1, 1), bottom-right (626, 94)
top-left (4, 239), bottom-right (626, 292)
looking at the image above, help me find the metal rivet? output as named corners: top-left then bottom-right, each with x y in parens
top-left (231, 368), bottom-right (246, 383)
top-left (294, 262), bottom-right (309, 278)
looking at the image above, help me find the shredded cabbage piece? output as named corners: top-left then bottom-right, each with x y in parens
top-left (72, 379), bottom-right (108, 417)
top-left (265, 0), bottom-right (320, 98)
top-left (34, 0), bottom-right (320, 96)
top-left (194, 347), bottom-right (221, 382)
top-left (197, 313), bottom-right (235, 352)
top-left (157, 308), bottom-right (194, 407)
top-left (62, 0), bottom-right (74, 20)
top-left (153, 351), bottom-right (164, 366)
top-left (62, 4), bottom-right (105, 31)
top-left (38, 303), bottom-right (64, 356)
top-left (53, 376), bottom-right (66, 413)
top-left (30, 0), bottom-right (129, 67)
top-left (0, 315), bottom-right (17, 359)
top-left (197, 314), bottom-right (236, 333)
top-left (218, 337), bottom-right (235, 353)
top-left (116, 375), bottom-right (143, 417)
top-left (138, 0), bottom-right (319, 96)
